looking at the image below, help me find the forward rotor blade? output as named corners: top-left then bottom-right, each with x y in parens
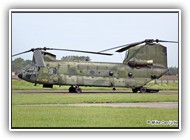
top-left (12, 50), bottom-right (32, 57)
top-left (44, 48), bottom-right (113, 56)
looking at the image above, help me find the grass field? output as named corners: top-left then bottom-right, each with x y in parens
top-left (11, 79), bottom-right (179, 129)
top-left (12, 93), bottom-right (178, 105)
top-left (11, 92), bottom-right (179, 128)
top-left (12, 106), bottom-right (178, 127)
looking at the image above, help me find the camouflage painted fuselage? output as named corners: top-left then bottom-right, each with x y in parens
top-left (25, 61), bottom-right (165, 88)
top-left (20, 44), bottom-right (168, 89)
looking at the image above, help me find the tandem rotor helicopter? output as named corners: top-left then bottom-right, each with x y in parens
top-left (12, 39), bottom-right (178, 93)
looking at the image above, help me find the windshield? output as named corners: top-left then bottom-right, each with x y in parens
top-left (25, 65), bottom-right (37, 72)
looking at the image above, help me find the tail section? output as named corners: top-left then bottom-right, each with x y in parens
top-left (123, 43), bottom-right (168, 68)
top-left (124, 43), bottom-right (168, 79)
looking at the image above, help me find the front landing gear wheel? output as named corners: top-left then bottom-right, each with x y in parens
top-left (69, 85), bottom-right (76, 93)
top-left (140, 87), bottom-right (147, 93)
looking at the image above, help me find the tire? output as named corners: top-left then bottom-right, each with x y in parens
top-left (132, 88), bottom-right (138, 93)
top-left (140, 87), bottom-right (146, 93)
top-left (69, 86), bottom-right (76, 93)
top-left (75, 87), bottom-right (82, 93)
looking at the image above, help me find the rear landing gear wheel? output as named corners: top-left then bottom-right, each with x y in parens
top-left (140, 87), bottom-right (147, 93)
top-left (132, 88), bottom-right (138, 93)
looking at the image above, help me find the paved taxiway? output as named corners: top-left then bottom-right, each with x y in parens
top-left (15, 102), bottom-right (178, 108)
top-left (12, 90), bottom-right (178, 94)
top-left (12, 90), bottom-right (178, 108)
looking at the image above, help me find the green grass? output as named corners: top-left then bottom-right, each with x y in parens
top-left (11, 81), bottom-right (179, 128)
top-left (12, 106), bottom-right (178, 128)
top-left (12, 93), bottom-right (178, 105)
top-left (12, 79), bottom-right (178, 90)
top-left (146, 83), bottom-right (178, 90)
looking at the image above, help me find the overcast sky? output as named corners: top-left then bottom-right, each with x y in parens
top-left (11, 10), bottom-right (179, 67)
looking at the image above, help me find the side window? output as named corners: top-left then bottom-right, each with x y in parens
top-left (89, 70), bottom-right (95, 75)
top-left (27, 65), bottom-right (35, 72)
top-left (70, 69), bottom-right (77, 75)
top-left (49, 67), bottom-right (57, 74)
top-left (38, 67), bottom-right (40, 71)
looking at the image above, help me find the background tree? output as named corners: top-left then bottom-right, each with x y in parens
top-left (166, 67), bottom-right (178, 75)
top-left (61, 56), bottom-right (91, 61)
top-left (12, 57), bottom-right (32, 73)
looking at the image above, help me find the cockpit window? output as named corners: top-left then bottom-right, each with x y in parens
top-left (49, 67), bottom-right (57, 74)
top-left (26, 65), bottom-right (36, 72)
top-left (38, 67), bottom-right (40, 71)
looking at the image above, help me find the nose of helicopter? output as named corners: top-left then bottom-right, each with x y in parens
top-left (18, 73), bottom-right (23, 79)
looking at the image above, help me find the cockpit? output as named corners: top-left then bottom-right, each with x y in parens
top-left (24, 65), bottom-right (40, 73)
top-left (18, 64), bottom-right (40, 82)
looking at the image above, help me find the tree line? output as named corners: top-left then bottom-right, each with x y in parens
top-left (12, 57), bottom-right (32, 74)
top-left (166, 67), bottom-right (178, 76)
top-left (61, 56), bottom-right (91, 61)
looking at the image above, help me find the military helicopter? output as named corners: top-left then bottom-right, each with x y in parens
top-left (12, 39), bottom-right (178, 93)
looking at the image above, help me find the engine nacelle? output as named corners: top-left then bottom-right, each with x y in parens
top-left (128, 59), bottom-right (153, 67)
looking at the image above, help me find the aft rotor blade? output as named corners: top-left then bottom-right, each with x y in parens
top-left (99, 41), bottom-right (145, 53)
top-left (116, 40), bottom-right (145, 53)
top-left (98, 45), bottom-right (127, 53)
top-left (99, 39), bottom-right (178, 54)
top-left (45, 48), bottom-right (113, 56)
top-left (156, 39), bottom-right (178, 43)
